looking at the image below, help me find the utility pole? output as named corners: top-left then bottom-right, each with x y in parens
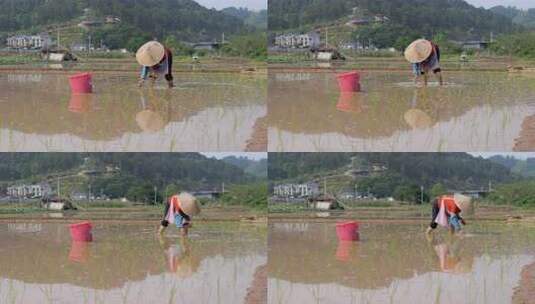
top-left (222, 182), bottom-right (225, 193)
top-left (420, 186), bottom-right (424, 204)
top-left (154, 186), bottom-right (157, 205)
top-left (57, 28), bottom-right (60, 49)
top-left (323, 177), bottom-right (327, 196)
top-left (57, 177), bottom-right (60, 199)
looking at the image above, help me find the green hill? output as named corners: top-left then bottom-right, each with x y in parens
top-left (269, 0), bottom-right (518, 49)
top-left (490, 6), bottom-right (535, 29)
top-left (0, 0), bottom-right (249, 48)
top-left (0, 153), bottom-right (260, 202)
top-left (221, 7), bottom-right (267, 29)
top-left (269, 153), bottom-right (519, 200)
top-left (488, 155), bottom-right (535, 177)
top-left (221, 156), bottom-right (268, 178)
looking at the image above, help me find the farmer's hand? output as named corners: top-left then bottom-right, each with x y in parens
top-left (461, 218), bottom-right (467, 225)
top-left (138, 79), bottom-right (145, 87)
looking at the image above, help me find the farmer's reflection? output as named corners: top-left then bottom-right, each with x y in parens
top-left (404, 89), bottom-right (434, 129)
top-left (427, 235), bottom-right (473, 274)
top-left (159, 236), bottom-right (200, 278)
top-left (136, 88), bottom-right (172, 133)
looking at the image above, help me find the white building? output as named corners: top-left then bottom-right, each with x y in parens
top-left (7, 183), bottom-right (52, 198)
top-left (274, 32), bottom-right (320, 49)
top-left (273, 182), bottom-right (320, 198)
top-left (6, 33), bottom-right (51, 49)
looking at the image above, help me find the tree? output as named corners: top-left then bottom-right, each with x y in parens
top-left (430, 183), bottom-right (447, 199)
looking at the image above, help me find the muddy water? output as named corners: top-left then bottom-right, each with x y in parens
top-left (268, 71), bottom-right (535, 152)
top-left (0, 72), bottom-right (266, 152)
top-left (268, 221), bottom-right (535, 304)
top-left (0, 222), bottom-right (267, 304)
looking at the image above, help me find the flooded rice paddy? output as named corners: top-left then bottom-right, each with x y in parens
top-left (268, 221), bottom-right (535, 304)
top-left (268, 70), bottom-right (535, 152)
top-left (0, 221), bottom-right (267, 304)
top-left (0, 72), bottom-right (266, 152)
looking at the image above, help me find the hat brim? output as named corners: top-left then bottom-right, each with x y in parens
top-left (178, 192), bottom-right (201, 216)
top-left (136, 41), bottom-right (165, 67)
top-left (404, 39), bottom-right (433, 63)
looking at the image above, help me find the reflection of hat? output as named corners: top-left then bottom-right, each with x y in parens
top-left (135, 110), bottom-right (165, 132)
top-left (404, 39), bottom-right (433, 63)
top-left (178, 192), bottom-right (201, 216)
top-left (136, 41), bottom-right (165, 67)
top-left (404, 109), bottom-right (433, 129)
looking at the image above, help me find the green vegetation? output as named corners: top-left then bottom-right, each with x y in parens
top-left (488, 180), bottom-right (535, 207)
top-left (490, 31), bottom-right (535, 59)
top-left (269, 0), bottom-right (516, 39)
top-left (269, 153), bottom-right (529, 205)
top-left (269, 0), bottom-right (535, 59)
top-left (221, 156), bottom-right (267, 178)
top-left (220, 182), bottom-right (268, 210)
top-left (490, 6), bottom-right (535, 28)
top-left (488, 155), bottom-right (535, 177)
top-left (0, 0), bottom-right (266, 59)
top-left (0, 153), bottom-right (267, 208)
top-left (0, 53), bottom-right (41, 65)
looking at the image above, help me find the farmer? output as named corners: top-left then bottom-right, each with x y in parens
top-left (158, 192), bottom-right (201, 236)
top-left (405, 39), bottom-right (443, 86)
top-left (426, 195), bottom-right (466, 235)
top-left (136, 41), bottom-right (174, 88)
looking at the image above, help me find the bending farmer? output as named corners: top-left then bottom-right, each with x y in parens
top-left (159, 192), bottom-right (201, 236)
top-left (405, 39), bottom-right (443, 87)
top-left (427, 195), bottom-right (466, 235)
top-left (136, 41), bottom-right (174, 88)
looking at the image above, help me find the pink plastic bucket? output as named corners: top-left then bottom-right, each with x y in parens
top-left (336, 71), bottom-right (360, 92)
top-left (68, 73), bottom-right (93, 94)
top-left (69, 221), bottom-right (93, 242)
top-left (336, 221), bottom-right (359, 241)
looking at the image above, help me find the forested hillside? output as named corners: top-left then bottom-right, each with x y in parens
top-left (269, 153), bottom-right (518, 192)
top-left (0, 153), bottom-right (258, 201)
top-left (221, 156), bottom-right (268, 178)
top-left (221, 7), bottom-right (267, 29)
top-left (0, 0), bottom-right (247, 43)
top-left (488, 155), bottom-right (535, 177)
top-left (269, 0), bottom-right (517, 48)
top-left (491, 6), bottom-right (535, 28)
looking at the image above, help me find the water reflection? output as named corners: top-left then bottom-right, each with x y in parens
top-left (0, 72), bottom-right (266, 152)
top-left (268, 221), bottom-right (535, 304)
top-left (0, 222), bottom-right (267, 304)
top-left (268, 71), bottom-right (535, 152)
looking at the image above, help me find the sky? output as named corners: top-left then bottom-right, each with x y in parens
top-left (465, 0), bottom-right (534, 9)
top-left (201, 152), bottom-right (267, 160)
top-left (195, 0), bottom-right (266, 11)
top-left (469, 152), bottom-right (535, 160)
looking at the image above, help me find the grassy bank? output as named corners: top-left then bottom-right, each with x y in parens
top-left (269, 200), bottom-right (535, 221)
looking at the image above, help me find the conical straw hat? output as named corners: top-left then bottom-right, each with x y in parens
top-left (454, 193), bottom-right (472, 213)
top-left (178, 192), bottom-right (201, 216)
top-left (404, 39), bottom-right (433, 63)
top-left (136, 41), bottom-right (165, 67)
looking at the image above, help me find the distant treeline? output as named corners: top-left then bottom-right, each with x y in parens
top-left (269, 153), bottom-right (521, 203)
top-left (0, 153), bottom-right (266, 204)
top-left (269, 0), bottom-right (524, 53)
